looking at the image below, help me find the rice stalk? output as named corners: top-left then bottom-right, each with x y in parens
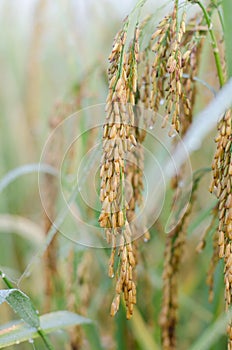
top-left (149, 4), bottom-right (205, 349)
top-left (99, 18), bottom-right (150, 319)
top-left (43, 108), bottom-right (64, 313)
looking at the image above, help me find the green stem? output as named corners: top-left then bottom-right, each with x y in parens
top-left (211, 0), bottom-right (225, 31)
top-left (216, 6), bottom-right (225, 32)
top-left (0, 271), bottom-right (14, 289)
top-left (222, 0), bottom-right (232, 79)
top-left (196, 1), bottom-right (225, 87)
top-left (37, 329), bottom-right (54, 350)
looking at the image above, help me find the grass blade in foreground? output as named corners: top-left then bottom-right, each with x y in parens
top-left (0, 311), bottom-right (91, 348)
top-left (0, 289), bottom-right (39, 329)
top-left (128, 307), bottom-right (160, 350)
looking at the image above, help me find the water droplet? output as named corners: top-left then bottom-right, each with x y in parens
top-left (160, 98), bottom-right (165, 105)
top-left (36, 310), bottom-right (39, 315)
top-left (15, 341), bottom-right (20, 345)
top-left (149, 124), bottom-right (154, 130)
top-left (110, 273), bottom-right (115, 279)
top-left (143, 238), bottom-right (149, 243)
top-left (1, 273), bottom-right (5, 278)
top-left (178, 181), bottom-right (184, 188)
top-left (28, 339), bottom-right (34, 344)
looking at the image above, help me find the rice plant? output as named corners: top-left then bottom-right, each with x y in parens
top-left (0, 0), bottom-right (231, 349)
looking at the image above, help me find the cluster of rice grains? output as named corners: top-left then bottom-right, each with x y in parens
top-left (150, 6), bottom-right (193, 134)
top-left (150, 6), bottom-right (206, 349)
top-left (99, 0), bottom-right (200, 323)
top-left (99, 21), bottom-right (147, 319)
top-left (98, 1), bottom-right (231, 349)
top-left (211, 110), bottom-right (232, 347)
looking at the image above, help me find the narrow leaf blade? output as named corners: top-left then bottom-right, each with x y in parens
top-left (0, 311), bottom-right (91, 348)
top-left (5, 290), bottom-right (40, 329)
top-left (0, 289), bottom-right (39, 329)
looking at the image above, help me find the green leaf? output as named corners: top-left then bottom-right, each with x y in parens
top-left (128, 307), bottom-right (160, 350)
top-left (188, 202), bottom-right (217, 235)
top-left (0, 289), bottom-right (39, 329)
top-left (0, 311), bottom-right (91, 348)
top-left (189, 309), bottom-right (232, 350)
top-left (0, 163), bottom-right (57, 193)
top-left (83, 323), bottom-right (104, 350)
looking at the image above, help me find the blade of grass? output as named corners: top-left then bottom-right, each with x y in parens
top-left (115, 306), bottom-right (128, 350)
top-left (128, 307), bottom-right (160, 350)
top-left (0, 163), bottom-right (58, 193)
top-left (0, 311), bottom-right (91, 349)
top-left (0, 214), bottom-right (44, 244)
top-left (188, 202), bottom-right (217, 235)
top-left (165, 77), bottom-right (232, 178)
top-left (18, 183), bottom-right (80, 286)
top-left (189, 309), bottom-right (232, 350)
top-left (83, 323), bottom-right (103, 350)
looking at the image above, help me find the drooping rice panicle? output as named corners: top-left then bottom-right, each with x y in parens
top-left (210, 110), bottom-right (232, 347)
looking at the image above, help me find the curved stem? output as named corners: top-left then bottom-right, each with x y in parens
top-left (37, 329), bottom-right (54, 350)
top-left (196, 1), bottom-right (225, 87)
